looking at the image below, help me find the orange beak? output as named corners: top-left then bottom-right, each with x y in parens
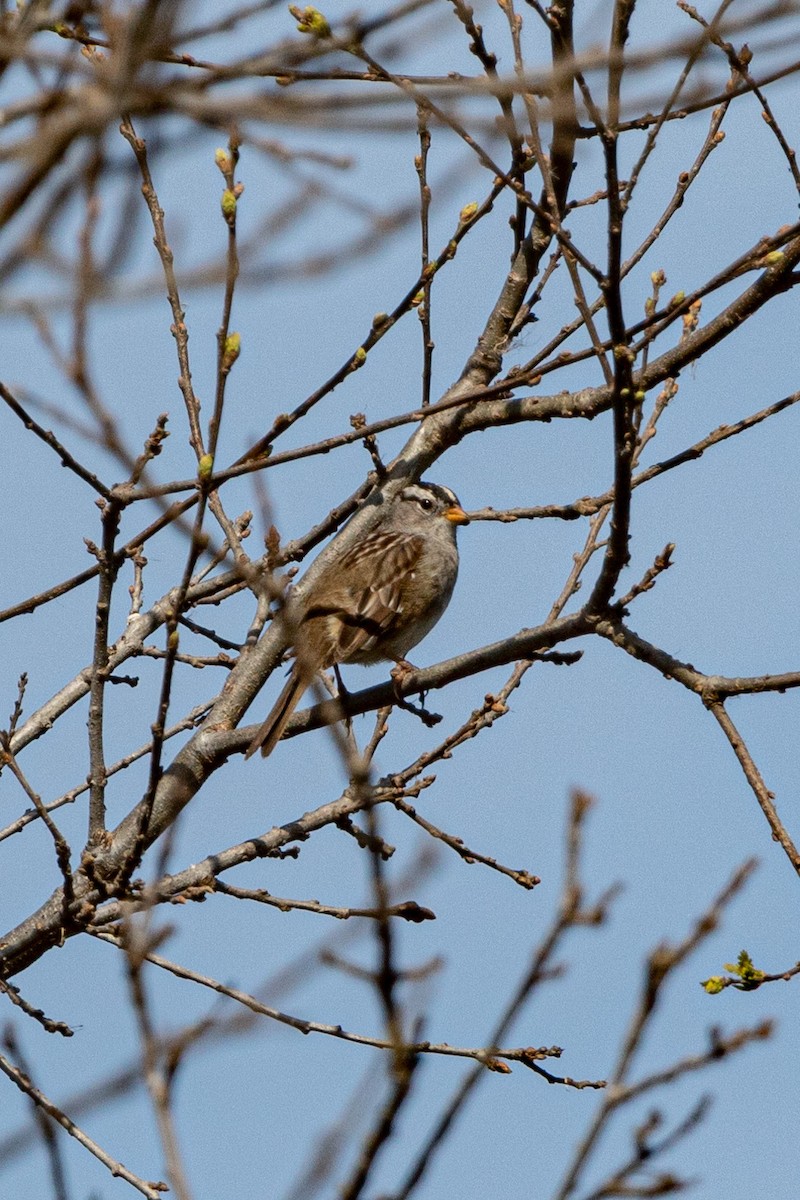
top-left (444, 504), bottom-right (470, 526)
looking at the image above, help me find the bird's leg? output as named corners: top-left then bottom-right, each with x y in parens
top-left (333, 664), bottom-right (353, 735)
top-left (333, 663), bottom-right (350, 698)
top-left (389, 659), bottom-right (442, 728)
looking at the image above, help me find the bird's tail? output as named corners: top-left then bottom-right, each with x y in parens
top-left (245, 667), bottom-right (307, 759)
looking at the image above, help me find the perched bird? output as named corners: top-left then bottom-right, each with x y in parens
top-left (245, 481), bottom-right (469, 758)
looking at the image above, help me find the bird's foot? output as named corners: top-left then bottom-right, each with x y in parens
top-left (390, 660), bottom-right (442, 728)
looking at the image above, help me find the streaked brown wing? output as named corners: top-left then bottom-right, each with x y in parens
top-left (307, 531), bottom-right (424, 662)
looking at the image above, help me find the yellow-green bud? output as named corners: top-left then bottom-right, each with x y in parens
top-left (215, 148), bottom-right (231, 174)
top-left (222, 332), bottom-right (241, 371)
top-left (289, 5), bottom-right (331, 37)
top-left (702, 976), bottom-right (725, 995)
top-left (459, 201), bottom-right (478, 223)
top-left (198, 454), bottom-right (214, 480)
top-left (221, 189), bottom-right (237, 219)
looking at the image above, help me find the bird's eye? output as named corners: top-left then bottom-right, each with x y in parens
top-left (419, 497), bottom-right (434, 511)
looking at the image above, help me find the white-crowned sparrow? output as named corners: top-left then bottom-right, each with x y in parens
top-left (245, 481), bottom-right (469, 758)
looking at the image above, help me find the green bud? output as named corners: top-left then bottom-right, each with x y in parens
top-left (222, 332), bottom-right (241, 371)
top-left (221, 189), bottom-right (237, 219)
top-left (289, 5), bottom-right (331, 37)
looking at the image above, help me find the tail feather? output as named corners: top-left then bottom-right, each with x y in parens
top-left (245, 668), bottom-right (307, 759)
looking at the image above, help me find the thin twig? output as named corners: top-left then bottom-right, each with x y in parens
top-left (0, 1051), bottom-right (166, 1199)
